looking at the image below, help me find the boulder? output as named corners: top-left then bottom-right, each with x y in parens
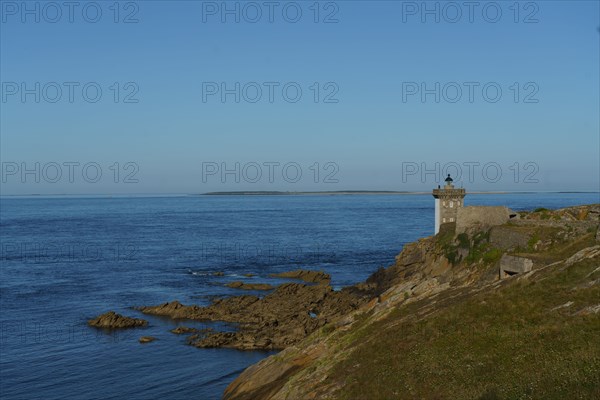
top-left (139, 336), bottom-right (156, 343)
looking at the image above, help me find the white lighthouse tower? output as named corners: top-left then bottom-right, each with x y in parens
top-left (432, 174), bottom-right (466, 234)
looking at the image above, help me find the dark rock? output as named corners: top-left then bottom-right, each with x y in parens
top-left (226, 281), bottom-right (274, 291)
top-left (170, 326), bottom-right (199, 334)
top-left (139, 336), bottom-right (156, 343)
top-left (140, 282), bottom-right (370, 350)
top-left (269, 270), bottom-right (331, 284)
top-left (88, 311), bottom-right (148, 329)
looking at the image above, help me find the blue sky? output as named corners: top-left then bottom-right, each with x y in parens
top-left (1, 0), bottom-right (599, 194)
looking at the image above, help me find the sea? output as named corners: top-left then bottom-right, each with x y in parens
top-left (1, 193), bottom-right (598, 399)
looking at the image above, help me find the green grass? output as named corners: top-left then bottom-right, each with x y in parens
top-left (518, 233), bottom-right (596, 264)
top-left (437, 231), bottom-right (461, 266)
top-left (482, 248), bottom-right (503, 264)
top-left (527, 233), bottom-right (541, 251)
top-left (438, 229), bottom-right (501, 267)
top-left (327, 257), bottom-right (600, 400)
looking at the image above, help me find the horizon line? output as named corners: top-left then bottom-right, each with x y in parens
top-left (1, 190), bottom-right (599, 198)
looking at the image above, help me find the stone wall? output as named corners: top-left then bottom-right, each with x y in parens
top-left (456, 206), bottom-right (511, 234)
top-left (490, 225), bottom-right (532, 250)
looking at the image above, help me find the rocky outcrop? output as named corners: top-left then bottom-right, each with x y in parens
top-left (139, 336), bottom-right (156, 343)
top-left (269, 270), bottom-right (331, 284)
top-left (367, 236), bottom-right (452, 296)
top-left (170, 326), bottom-right (201, 334)
top-left (224, 340), bottom-right (329, 400)
top-left (226, 281), bottom-right (274, 291)
top-left (88, 311), bottom-right (148, 329)
top-left (139, 281), bottom-right (371, 350)
top-left (522, 204), bottom-right (600, 222)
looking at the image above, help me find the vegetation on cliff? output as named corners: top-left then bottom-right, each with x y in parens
top-left (224, 205), bottom-right (600, 400)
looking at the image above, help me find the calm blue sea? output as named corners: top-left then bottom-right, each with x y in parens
top-left (0, 193), bottom-right (597, 400)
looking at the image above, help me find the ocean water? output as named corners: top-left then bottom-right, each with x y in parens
top-left (0, 193), bottom-right (597, 400)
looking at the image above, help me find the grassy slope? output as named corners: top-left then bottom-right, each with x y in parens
top-left (225, 209), bottom-right (600, 400)
top-left (327, 235), bottom-right (600, 399)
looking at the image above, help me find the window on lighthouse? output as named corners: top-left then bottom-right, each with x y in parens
top-left (450, 201), bottom-right (454, 208)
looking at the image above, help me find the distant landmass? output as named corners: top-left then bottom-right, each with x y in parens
top-left (202, 190), bottom-right (415, 196)
top-left (200, 190), bottom-right (523, 196)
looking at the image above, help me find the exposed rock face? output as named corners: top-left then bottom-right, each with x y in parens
top-left (559, 245), bottom-right (600, 267)
top-left (224, 341), bottom-right (328, 400)
top-left (139, 280), bottom-right (371, 350)
top-left (367, 237), bottom-right (451, 296)
top-left (522, 204), bottom-right (600, 222)
top-left (269, 270), bottom-right (331, 284)
top-left (88, 311), bottom-right (148, 329)
top-left (456, 206), bottom-right (511, 234)
top-left (226, 281), bottom-right (274, 291)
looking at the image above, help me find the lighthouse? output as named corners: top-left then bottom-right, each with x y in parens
top-left (432, 174), bottom-right (466, 234)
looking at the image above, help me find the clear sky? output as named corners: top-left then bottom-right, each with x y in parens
top-left (1, 0), bottom-right (599, 194)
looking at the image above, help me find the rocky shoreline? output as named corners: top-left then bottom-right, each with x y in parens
top-left (87, 268), bottom-right (372, 350)
top-left (86, 204), bottom-right (600, 399)
top-left (222, 204), bottom-right (600, 399)
top-left (138, 280), bottom-right (372, 350)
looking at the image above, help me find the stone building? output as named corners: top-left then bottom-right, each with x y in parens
top-left (432, 174), bottom-right (466, 234)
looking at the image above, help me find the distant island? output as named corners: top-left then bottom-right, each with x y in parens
top-left (202, 190), bottom-right (415, 195)
top-left (200, 190), bottom-right (518, 196)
